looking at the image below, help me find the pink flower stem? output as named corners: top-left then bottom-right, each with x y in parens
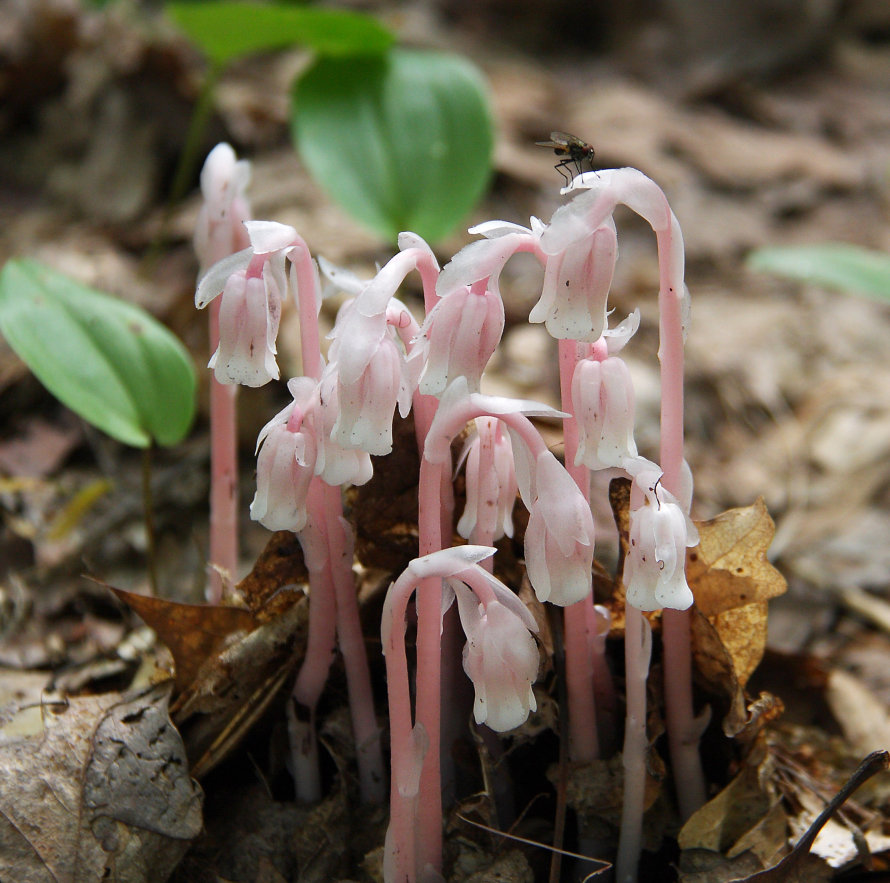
top-left (206, 298), bottom-right (239, 603)
top-left (557, 338), bottom-right (600, 763)
top-left (468, 420), bottom-right (495, 572)
top-left (322, 480), bottom-right (386, 803)
top-left (411, 402), bottom-right (549, 876)
top-left (615, 604), bottom-right (652, 882)
top-left (291, 479), bottom-right (337, 803)
top-left (414, 455), bottom-right (446, 877)
top-left (383, 564), bottom-right (419, 881)
top-left (383, 560), bottom-right (500, 881)
top-left (655, 215), bottom-right (706, 819)
top-left (202, 225), bottom-right (249, 604)
top-left (291, 242), bottom-right (385, 802)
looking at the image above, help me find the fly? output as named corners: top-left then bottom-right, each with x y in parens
top-left (536, 131), bottom-right (596, 185)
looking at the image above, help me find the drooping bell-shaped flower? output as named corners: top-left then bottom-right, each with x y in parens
top-left (324, 298), bottom-right (414, 457)
top-left (311, 371), bottom-right (374, 488)
top-left (414, 280), bottom-right (505, 396)
top-left (623, 462), bottom-right (699, 611)
top-left (196, 221), bottom-right (298, 387)
top-left (194, 142), bottom-right (251, 271)
top-left (250, 377), bottom-right (318, 531)
top-left (207, 260), bottom-right (284, 386)
top-left (572, 354), bottom-right (638, 470)
top-left (529, 219), bottom-right (617, 342)
top-left (456, 417), bottom-right (517, 542)
top-left (452, 581), bottom-right (539, 732)
top-left (523, 451), bottom-right (595, 606)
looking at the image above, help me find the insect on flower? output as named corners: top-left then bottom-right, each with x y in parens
top-left (536, 131), bottom-right (596, 184)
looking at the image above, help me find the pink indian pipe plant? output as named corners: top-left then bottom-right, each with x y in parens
top-left (404, 378), bottom-right (594, 879)
top-left (194, 144), bottom-right (251, 603)
top-left (196, 212), bottom-right (386, 804)
top-left (439, 166), bottom-right (703, 869)
top-left (552, 170), bottom-right (702, 876)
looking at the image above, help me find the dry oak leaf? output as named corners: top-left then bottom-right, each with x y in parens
top-left (688, 499), bottom-right (786, 733)
top-left (111, 587), bottom-right (256, 694)
top-left (0, 682), bottom-right (202, 883)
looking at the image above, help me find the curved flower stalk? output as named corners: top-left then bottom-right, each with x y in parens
top-left (381, 546), bottom-right (540, 882)
top-left (547, 170), bottom-right (705, 834)
top-left (413, 379), bottom-right (574, 878)
top-left (196, 210), bottom-right (388, 804)
top-left (542, 167), bottom-right (704, 816)
top-left (426, 378), bottom-right (592, 608)
top-left (194, 143), bottom-right (252, 602)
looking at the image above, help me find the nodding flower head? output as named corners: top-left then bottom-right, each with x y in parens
top-left (572, 354), bottom-right (638, 470)
top-left (249, 377), bottom-right (318, 531)
top-left (452, 580), bottom-right (539, 732)
top-left (413, 281), bottom-right (505, 396)
top-left (523, 451), bottom-right (595, 607)
top-left (194, 143), bottom-right (251, 270)
top-left (196, 221), bottom-right (300, 387)
top-left (623, 462), bottom-right (698, 612)
top-left (324, 298), bottom-right (415, 457)
top-left (456, 417), bottom-right (517, 542)
top-left (529, 219), bottom-right (617, 342)
top-left (208, 261), bottom-right (284, 387)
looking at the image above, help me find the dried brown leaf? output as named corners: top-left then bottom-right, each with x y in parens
top-left (687, 498), bottom-right (786, 618)
top-left (171, 598), bottom-right (308, 777)
top-left (111, 586), bottom-right (256, 694)
top-left (686, 499), bottom-right (786, 734)
top-left (678, 755), bottom-right (775, 854)
top-left (233, 529), bottom-right (308, 619)
top-left (0, 683), bottom-right (202, 882)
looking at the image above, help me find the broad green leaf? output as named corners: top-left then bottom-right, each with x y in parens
top-left (0, 260), bottom-right (196, 448)
top-left (748, 243), bottom-right (890, 303)
top-left (166, 2), bottom-right (393, 67)
top-left (292, 48), bottom-right (493, 243)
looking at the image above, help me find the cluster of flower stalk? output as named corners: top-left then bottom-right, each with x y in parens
top-left (194, 143), bottom-right (705, 883)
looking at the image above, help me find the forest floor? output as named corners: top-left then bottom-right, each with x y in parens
top-left (1, 2), bottom-right (890, 881)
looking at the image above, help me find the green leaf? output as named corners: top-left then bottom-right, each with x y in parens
top-left (292, 48), bottom-right (494, 243)
top-left (166, 1), bottom-right (394, 67)
top-left (0, 260), bottom-right (196, 448)
top-left (747, 243), bottom-right (890, 303)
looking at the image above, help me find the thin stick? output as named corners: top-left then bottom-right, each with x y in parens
top-left (141, 445), bottom-right (158, 596)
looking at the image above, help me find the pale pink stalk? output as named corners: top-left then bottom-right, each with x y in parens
top-left (411, 382), bottom-right (568, 877)
top-left (382, 546), bottom-right (536, 881)
top-left (195, 144), bottom-right (251, 603)
top-left (557, 338), bottom-right (599, 763)
top-left (562, 169), bottom-right (705, 817)
top-left (292, 241), bottom-right (386, 804)
top-left (654, 213), bottom-right (706, 820)
top-left (291, 478), bottom-right (336, 803)
top-left (615, 604), bottom-right (652, 882)
top-left (322, 481), bottom-right (385, 803)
